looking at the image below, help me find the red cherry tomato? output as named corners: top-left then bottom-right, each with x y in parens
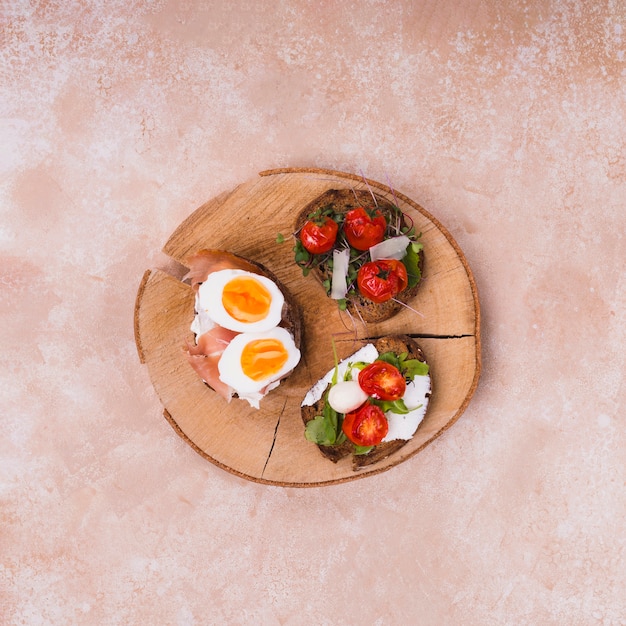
top-left (342, 402), bottom-right (389, 446)
top-left (300, 217), bottom-right (339, 254)
top-left (358, 361), bottom-right (406, 401)
top-left (356, 259), bottom-right (408, 303)
top-left (343, 207), bottom-right (387, 251)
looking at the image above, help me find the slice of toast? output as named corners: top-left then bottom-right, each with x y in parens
top-left (184, 250), bottom-right (303, 404)
top-left (301, 335), bottom-right (430, 469)
top-left (294, 189), bottom-right (423, 323)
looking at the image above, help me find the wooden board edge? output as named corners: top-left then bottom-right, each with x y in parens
top-left (134, 269), bottom-right (152, 364)
top-left (161, 187), bottom-right (238, 262)
top-left (136, 169), bottom-right (483, 487)
top-left (162, 407), bottom-right (361, 488)
top-left (407, 333), bottom-right (481, 457)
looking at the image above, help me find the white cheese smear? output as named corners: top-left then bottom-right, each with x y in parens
top-left (382, 374), bottom-right (431, 442)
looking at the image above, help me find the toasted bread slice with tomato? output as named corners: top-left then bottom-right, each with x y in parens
top-left (301, 335), bottom-right (430, 469)
top-left (294, 189), bottom-right (424, 323)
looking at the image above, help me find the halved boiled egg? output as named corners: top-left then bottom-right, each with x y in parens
top-left (218, 327), bottom-right (301, 408)
top-left (197, 269), bottom-right (285, 333)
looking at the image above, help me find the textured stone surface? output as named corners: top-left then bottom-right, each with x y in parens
top-left (2, 1), bottom-right (625, 624)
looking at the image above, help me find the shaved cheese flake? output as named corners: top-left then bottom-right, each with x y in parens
top-left (330, 247), bottom-right (350, 299)
top-left (369, 235), bottom-right (411, 262)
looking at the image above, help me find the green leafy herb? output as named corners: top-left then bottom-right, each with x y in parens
top-left (304, 413), bottom-right (336, 445)
top-left (305, 340), bottom-right (347, 446)
top-left (400, 356), bottom-right (429, 379)
top-left (276, 233), bottom-right (285, 244)
top-left (343, 360), bottom-right (368, 380)
top-left (402, 241), bottom-right (423, 288)
top-left (304, 391), bottom-right (345, 445)
top-left (353, 445), bottom-right (373, 455)
top-left (377, 351), bottom-right (429, 380)
top-left (294, 240), bottom-right (310, 265)
top-left (371, 397), bottom-right (410, 415)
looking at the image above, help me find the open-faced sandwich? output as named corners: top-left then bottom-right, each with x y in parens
top-left (183, 249), bottom-right (302, 409)
top-left (301, 335), bottom-right (431, 469)
top-left (287, 188), bottom-right (424, 323)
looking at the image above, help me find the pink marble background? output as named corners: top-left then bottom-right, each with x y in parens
top-left (2, 1), bottom-right (625, 624)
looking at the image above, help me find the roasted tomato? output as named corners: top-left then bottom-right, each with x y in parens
top-left (358, 361), bottom-right (406, 401)
top-left (300, 217), bottom-right (339, 254)
top-left (356, 259), bottom-right (408, 303)
top-left (342, 402), bottom-right (389, 446)
top-left (343, 207), bottom-right (387, 251)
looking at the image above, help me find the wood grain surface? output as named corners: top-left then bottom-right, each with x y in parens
top-left (134, 168), bottom-right (481, 486)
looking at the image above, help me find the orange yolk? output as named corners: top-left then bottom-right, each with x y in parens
top-left (241, 338), bottom-right (289, 381)
top-left (222, 276), bottom-right (272, 323)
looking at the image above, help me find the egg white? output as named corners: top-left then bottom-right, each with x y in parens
top-left (197, 269), bottom-right (284, 333)
top-left (218, 327), bottom-right (301, 408)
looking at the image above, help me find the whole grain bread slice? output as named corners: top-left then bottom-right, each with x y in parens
top-left (294, 188), bottom-right (424, 323)
top-left (184, 250), bottom-right (303, 399)
top-left (301, 335), bottom-right (430, 470)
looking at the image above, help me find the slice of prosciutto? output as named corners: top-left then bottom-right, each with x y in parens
top-left (184, 325), bottom-right (239, 402)
top-left (183, 249), bottom-right (263, 292)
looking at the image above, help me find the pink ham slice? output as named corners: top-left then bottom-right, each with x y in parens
top-left (182, 249), bottom-right (271, 401)
top-left (183, 249), bottom-right (263, 292)
top-left (184, 325), bottom-right (239, 401)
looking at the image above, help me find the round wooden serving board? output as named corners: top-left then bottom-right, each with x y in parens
top-left (134, 168), bottom-right (481, 487)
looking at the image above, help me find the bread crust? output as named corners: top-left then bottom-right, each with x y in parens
top-left (301, 335), bottom-right (430, 469)
top-left (294, 189), bottom-right (423, 323)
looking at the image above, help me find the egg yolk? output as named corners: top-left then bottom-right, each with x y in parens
top-left (222, 276), bottom-right (272, 323)
top-left (241, 338), bottom-right (289, 381)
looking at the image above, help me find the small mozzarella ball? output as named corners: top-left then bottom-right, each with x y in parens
top-left (327, 380), bottom-right (369, 414)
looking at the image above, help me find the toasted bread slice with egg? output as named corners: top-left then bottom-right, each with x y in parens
top-left (184, 249), bottom-right (302, 408)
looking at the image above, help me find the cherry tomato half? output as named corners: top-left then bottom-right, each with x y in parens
top-left (358, 361), bottom-right (406, 401)
top-left (300, 217), bottom-right (339, 254)
top-left (343, 207), bottom-right (387, 251)
top-left (342, 401), bottom-right (389, 447)
top-left (356, 259), bottom-right (408, 303)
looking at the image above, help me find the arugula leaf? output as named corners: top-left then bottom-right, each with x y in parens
top-left (276, 233), bottom-right (285, 244)
top-left (304, 414), bottom-right (337, 445)
top-left (401, 357), bottom-right (429, 378)
top-left (304, 394), bottom-right (341, 445)
top-left (371, 397), bottom-right (410, 415)
top-left (376, 351), bottom-right (402, 369)
top-left (376, 351), bottom-right (429, 379)
top-left (303, 353), bottom-right (351, 446)
top-left (353, 445), bottom-right (373, 455)
top-left (343, 361), bottom-right (368, 380)
top-left (402, 241), bottom-right (423, 288)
